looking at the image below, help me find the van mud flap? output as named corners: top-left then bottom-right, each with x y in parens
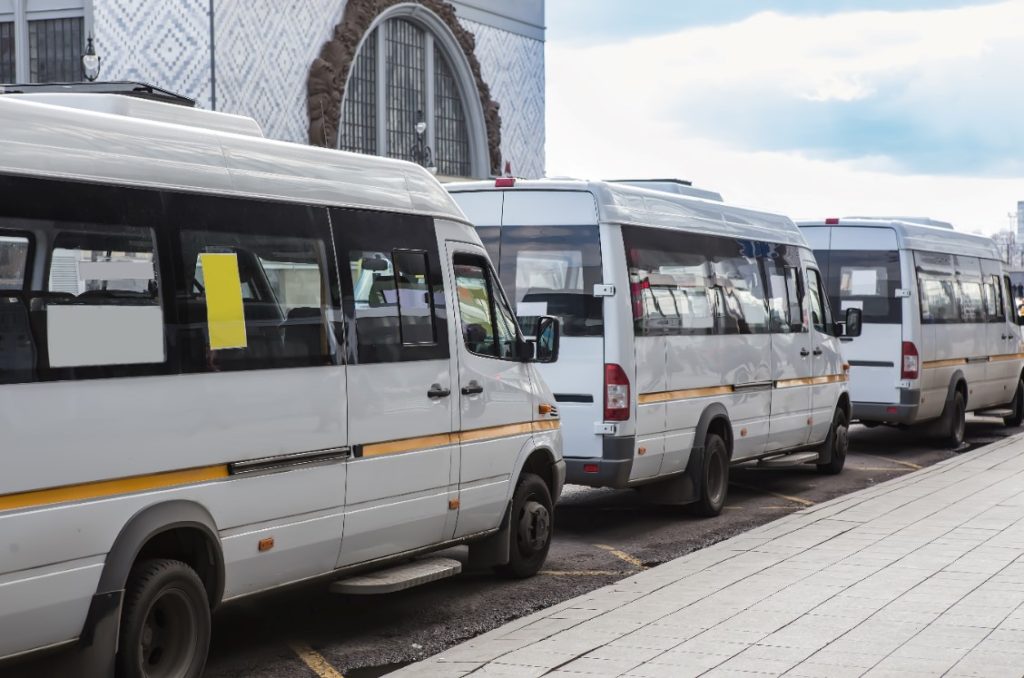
top-left (467, 500), bottom-right (512, 568)
top-left (636, 446), bottom-right (702, 506)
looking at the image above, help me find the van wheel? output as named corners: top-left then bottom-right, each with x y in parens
top-left (1004, 380), bottom-right (1024, 428)
top-left (495, 473), bottom-right (553, 579)
top-left (816, 408), bottom-right (849, 475)
top-left (117, 559), bottom-right (210, 678)
top-left (688, 433), bottom-right (729, 517)
top-left (942, 391), bottom-right (967, 448)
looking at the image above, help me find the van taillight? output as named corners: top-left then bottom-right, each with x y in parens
top-left (901, 341), bottom-right (919, 379)
top-left (604, 363), bottom-right (630, 421)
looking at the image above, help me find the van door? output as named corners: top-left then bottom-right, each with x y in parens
top-left (806, 263), bottom-right (843, 443)
top-left (984, 265), bottom-right (1018, 406)
top-left (446, 242), bottom-right (537, 538)
top-left (332, 208), bottom-right (458, 567)
top-left (764, 244), bottom-right (813, 450)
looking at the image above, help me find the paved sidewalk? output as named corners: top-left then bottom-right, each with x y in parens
top-left (392, 435), bottom-right (1024, 678)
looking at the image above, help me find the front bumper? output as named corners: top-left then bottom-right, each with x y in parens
top-left (564, 436), bottom-right (635, 488)
top-left (852, 388), bottom-right (921, 425)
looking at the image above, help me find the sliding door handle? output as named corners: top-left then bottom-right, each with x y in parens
top-left (427, 384), bottom-right (451, 399)
top-left (800, 348), bottom-right (811, 357)
top-left (461, 380), bottom-right (484, 396)
top-left (812, 347), bottom-right (823, 356)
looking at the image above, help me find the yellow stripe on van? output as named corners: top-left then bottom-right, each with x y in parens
top-left (922, 358), bottom-right (968, 369)
top-left (360, 420), bottom-right (561, 458)
top-left (0, 465), bottom-right (229, 513)
top-left (774, 374), bottom-right (848, 389)
top-left (638, 386), bottom-right (735, 404)
top-left (987, 353), bottom-right (1024, 362)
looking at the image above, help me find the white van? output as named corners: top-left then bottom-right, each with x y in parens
top-left (799, 217), bottom-right (1024, 445)
top-left (448, 179), bottom-right (860, 516)
top-left (0, 91), bottom-right (564, 677)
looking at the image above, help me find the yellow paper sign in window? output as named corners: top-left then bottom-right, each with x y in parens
top-left (199, 253), bottom-right (248, 350)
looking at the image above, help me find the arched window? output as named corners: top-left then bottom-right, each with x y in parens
top-left (339, 16), bottom-right (474, 177)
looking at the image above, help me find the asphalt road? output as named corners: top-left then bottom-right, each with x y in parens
top-left (7, 417), bottom-right (1019, 678)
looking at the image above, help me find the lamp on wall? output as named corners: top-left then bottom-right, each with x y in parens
top-left (411, 111), bottom-right (437, 174)
top-left (82, 35), bottom-right (101, 82)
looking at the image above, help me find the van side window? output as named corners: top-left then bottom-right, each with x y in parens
top-left (0, 234), bottom-right (30, 289)
top-left (453, 254), bottom-right (519, 360)
top-left (172, 195), bottom-right (340, 372)
top-left (708, 239), bottom-right (769, 335)
top-left (984, 275), bottom-right (1004, 322)
top-left (806, 268), bottom-right (829, 332)
top-left (915, 251), bottom-right (960, 324)
top-left (332, 207), bottom-right (448, 364)
top-left (764, 245), bottom-right (805, 333)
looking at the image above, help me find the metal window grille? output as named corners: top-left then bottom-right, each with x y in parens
top-left (29, 17), bottom-right (84, 83)
top-left (0, 22), bottom-right (14, 84)
top-left (433, 46), bottom-right (470, 177)
top-left (385, 19), bottom-right (425, 163)
top-left (339, 28), bottom-right (378, 155)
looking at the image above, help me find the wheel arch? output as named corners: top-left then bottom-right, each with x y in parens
top-left (945, 369), bottom-right (968, 409)
top-left (695, 402), bottom-right (733, 460)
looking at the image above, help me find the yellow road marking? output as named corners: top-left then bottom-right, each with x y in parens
top-left (852, 466), bottom-right (915, 472)
top-left (729, 481), bottom-right (815, 507)
top-left (289, 642), bottom-right (345, 678)
top-left (595, 544), bottom-right (646, 569)
top-left (871, 456), bottom-right (922, 470)
top-left (541, 570), bottom-right (624, 576)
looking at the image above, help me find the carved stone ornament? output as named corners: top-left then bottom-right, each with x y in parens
top-left (307, 0), bottom-right (502, 175)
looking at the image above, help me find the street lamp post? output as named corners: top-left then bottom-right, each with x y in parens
top-left (81, 35), bottom-right (101, 82)
top-left (411, 111), bottom-right (437, 174)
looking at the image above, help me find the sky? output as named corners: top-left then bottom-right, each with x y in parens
top-left (544, 0), bottom-right (1024, 234)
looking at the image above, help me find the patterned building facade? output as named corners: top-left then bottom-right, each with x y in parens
top-left (0, 0), bottom-right (546, 178)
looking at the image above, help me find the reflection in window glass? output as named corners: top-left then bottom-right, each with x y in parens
top-left (181, 229), bottom-right (332, 370)
top-left (919, 277), bottom-right (959, 323)
top-left (0, 235), bottom-right (29, 289)
top-left (709, 240), bottom-right (769, 335)
top-left (454, 257), bottom-right (497, 356)
top-left (393, 250), bottom-right (436, 345)
top-left (764, 245), bottom-right (805, 334)
top-left (807, 269), bottom-right (829, 332)
top-left (495, 225), bottom-right (603, 337)
top-left (816, 250), bottom-right (902, 324)
top-left (984, 275), bottom-right (1004, 322)
top-left (959, 280), bottom-right (985, 323)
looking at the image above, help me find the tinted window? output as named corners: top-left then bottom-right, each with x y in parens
top-left (454, 254), bottom-right (520, 360)
top-left (0, 234), bottom-right (30, 289)
top-left (764, 244), bottom-right (805, 334)
top-left (332, 207), bottom-right (448, 364)
top-left (173, 195), bottom-right (339, 372)
top-left (816, 250), bottom-right (901, 324)
top-left (984, 275), bottom-right (1004, 322)
top-left (807, 268), bottom-right (829, 332)
top-left (0, 174), bottom-right (173, 385)
top-left (490, 224), bottom-right (602, 337)
top-left (624, 225), bottom-right (769, 336)
top-left (919, 278), bottom-right (959, 323)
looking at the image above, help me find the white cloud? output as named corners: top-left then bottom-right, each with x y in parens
top-left (545, 1), bottom-right (1024, 233)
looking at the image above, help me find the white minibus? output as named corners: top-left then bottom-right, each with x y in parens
top-left (799, 217), bottom-right (1024, 445)
top-left (0, 90), bottom-right (564, 678)
top-left (448, 179), bottom-right (860, 516)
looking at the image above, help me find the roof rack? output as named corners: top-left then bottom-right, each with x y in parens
top-left (0, 81), bottom-right (195, 107)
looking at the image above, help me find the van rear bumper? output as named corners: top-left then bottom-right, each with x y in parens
top-left (564, 436), bottom-right (634, 488)
top-left (852, 389), bottom-right (921, 424)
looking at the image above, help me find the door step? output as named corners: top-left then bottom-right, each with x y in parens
top-left (974, 408), bottom-right (1014, 419)
top-left (329, 557), bottom-right (462, 595)
top-left (757, 451), bottom-right (820, 468)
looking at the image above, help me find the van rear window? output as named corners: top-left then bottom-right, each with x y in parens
top-left (489, 225), bottom-right (603, 337)
top-left (0, 235), bottom-right (29, 289)
top-left (816, 250), bottom-right (902, 324)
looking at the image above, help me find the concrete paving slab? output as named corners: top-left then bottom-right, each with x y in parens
top-left (390, 434), bottom-right (1024, 677)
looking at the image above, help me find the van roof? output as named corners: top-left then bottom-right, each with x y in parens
top-left (447, 179), bottom-right (806, 247)
top-left (797, 217), bottom-right (1002, 260)
top-left (0, 94), bottom-right (467, 222)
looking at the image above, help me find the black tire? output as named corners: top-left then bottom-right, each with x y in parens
top-left (688, 433), bottom-right (729, 517)
top-left (1004, 380), bottom-right (1024, 428)
top-left (495, 472), bottom-right (553, 579)
top-left (116, 559), bottom-right (210, 678)
top-left (942, 390), bottom-right (967, 448)
top-left (816, 408), bottom-right (849, 475)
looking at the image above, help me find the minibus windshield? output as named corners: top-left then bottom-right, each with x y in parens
top-left (480, 224), bottom-right (603, 337)
top-left (816, 249), bottom-right (902, 324)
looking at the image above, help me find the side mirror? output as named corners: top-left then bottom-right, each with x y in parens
top-left (533, 315), bottom-right (560, 363)
top-left (844, 307), bottom-right (863, 338)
